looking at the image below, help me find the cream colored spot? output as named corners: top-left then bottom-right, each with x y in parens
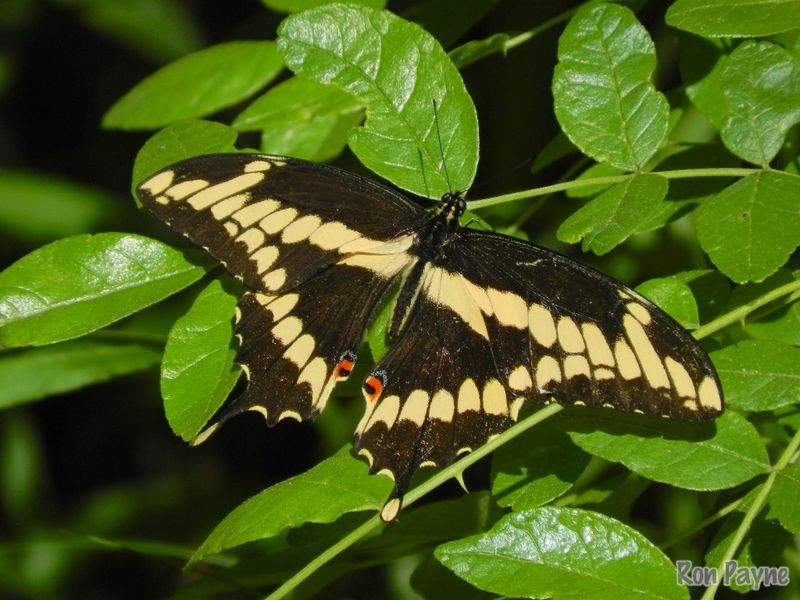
top-left (508, 365), bottom-right (532, 391)
top-left (211, 193), bottom-right (249, 219)
top-left (665, 357), bottom-right (696, 398)
top-left (617, 290), bottom-right (633, 300)
top-left (271, 159), bottom-right (287, 167)
top-left (399, 390), bottom-right (429, 426)
top-left (623, 315), bottom-right (670, 389)
top-left (488, 288), bottom-right (528, 329)
top-left (338, 236), bottom-right (387, 254)
top-left (187, 173), bottom-right (265, 209)
top-left (278, 410), bottom-right (302, 422)
top-left (682, 399), bottom-right (699, 411)
top-left (247, 405), bottom-right (269, 421)
top-left (424, 268), bottom-right (488, 339)
top-left (594, 367), bottom-right (616, 380)
top-left (251, 246), bottom-right (279, 273)
top-left (282, 215), bottom-right (322, 243)
top-left (154, 195), bottom-right (170, 205)
top-left (627, 302), bottom-right (652, 325)
top-left (236, 228), bottom-right (266, 253)
top-left (367, 394), bottom-right (401, 430)
top-left (482, 379), bottom-right (508, 416)
top-left (614, 338), bottom-right (642, 380)
top-left (529, 303), bottom-right (557, 348)
top-left (429, 389), bottom-right (455, 422)
top-left (536, 355), bottom-right (562, 389)
top-left (298, 357), bottom-right (327, 405)
top-left (510, 397), bottom-right (526, 420)
top-left (338, 252), bottom-right (411, 278)
top-left (254, 293), bottom-right (276, 305)
top-left (260, 207), bottom-right (297, 235)
top-left (262, 268), bottom-right (287, 290)
top-left (232, 199), bottom-right (280, 227)
top-left (457, 378), bottom-right (481, 413)
top-left (698, 377), bottom-right (722, 411)
top-left (141, 170), bottom-right (174, 195)
top-left (557, 316), bottom-right (585, 353)
top-left (564, 355), bottom-right (591, 379)
top-left (456, 447), bottom-right (472, 456)
top-left (224, 221), bottom-right (239, 236)
top-left (357, 447), bottom-right (374, 466)
top-left (271, 316), bottom-right (302, 345)
top-left (462, 278), bottom-right (493, 315)
top-left (167, 179), bottom-right (209, 200)
top-left (309, 221), bottom-right (361, 250)
top-left (265, 293), bottom-right (299, 321)
top-left (581, 322), bottom-right (615, 366)
top-left (420, 460), bottom-right (437, 468)
top-left (283, 334), bottom-right (314, 368)
top-left (380, 497), bottom-right (401, 522)
top-left (244, 160), bottom-right (272, 172)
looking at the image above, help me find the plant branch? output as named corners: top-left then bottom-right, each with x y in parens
top-left (264, 403), bottom-right (564, 600)
top-left (700, 428), bottom-right (800, 600)
top-left (468, 168), bottom-right (758, 210)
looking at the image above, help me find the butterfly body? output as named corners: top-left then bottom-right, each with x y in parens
top-left (137, 153), bottom-right (723, 520)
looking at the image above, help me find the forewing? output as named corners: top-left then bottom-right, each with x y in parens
top-left (136, 154), bottom-right (428, 293)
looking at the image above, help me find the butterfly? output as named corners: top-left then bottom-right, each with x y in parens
top-left (137, 153), bottom-right (723, 521)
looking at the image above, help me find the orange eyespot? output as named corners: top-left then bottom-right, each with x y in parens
top-left (335, 350), bottom-right (356, 380)
top-left (335, 358), bottom-right (355, 379)
top-left (363, 373), bottom-right (385, 403)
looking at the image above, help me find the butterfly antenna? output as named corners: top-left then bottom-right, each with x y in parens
top-left (432, 99), bottom-right (453, 196)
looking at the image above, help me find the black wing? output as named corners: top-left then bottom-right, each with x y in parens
top-left (137, 154), bottom-right (426, 435)
top-left (357, 229), bottom-right (723, 518)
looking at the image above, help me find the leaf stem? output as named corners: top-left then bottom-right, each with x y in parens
top-left (264, 403), bottom-right (563, 600)
top-left (699, 428), bottom-right (800, 600)
top-left (692, 278), bottom-right (800, 340)
top-left (468, 168), bottom-right (758, 209)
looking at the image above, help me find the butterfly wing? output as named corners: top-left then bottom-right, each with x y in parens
top-left (137, 154), bottom-right (427, 435)
top-left (356, 228), bottom-right (723, 517)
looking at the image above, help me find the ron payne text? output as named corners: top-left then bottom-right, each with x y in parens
top-left (677, 560), bottom-right (790, 591)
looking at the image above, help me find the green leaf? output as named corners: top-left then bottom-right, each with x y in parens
top-left (277, 4), bottom-right (479, 198)
top-left (711, 340), bottom-right (800, 412)
top-left (262, 0), bottom-right (386, 13)
top-left (558, 409), bottom-right (769, 490)
top-left (636, 277), bottom-right (700, 329)
top-left (0, 233), bottom-right (210, 347)
top-left (436, 507), bottom-right (688, 600)
top-left (0, 170), bottom-right (117, 243)
top-left (683, 38), bottom-right (729, 129)
top-left (666, 0), bottom-right (800, 37)
top-left (552, 3), bottom-right (669, 171)
top-left (706, 508), bottom-right (793, 593)
top-left (745, 296), bottom-right (800, 345)
top-left (719, 40), bottom-right (800, 166)
top-left (233, 76), bottom-right (364, 162)
top-left (491, 426), bottom-right (589, 510)
top-left (65, 0), bottom-right (203, 62)
top-left (769, 465), bottom-right (800, 534)
top-left (131, 120), bottom-right (238, 194)
top-left (103, 41), bottom-right (283, 130)
top-left (0, 340), bottom-right (161, 409)
top-left (161, 277), bottom-right (241, 441)
top-left (557, 173), bottom-right (669, 255)
top-left (673, 269), bottom-right (731, 324)
top-left (189, 446), bottom-right (391, 565)
top-left (696, 171), bottom-right (800, 283)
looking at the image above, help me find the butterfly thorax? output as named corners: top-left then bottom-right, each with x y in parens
top-left (413, 192), bottom-right (466, 262)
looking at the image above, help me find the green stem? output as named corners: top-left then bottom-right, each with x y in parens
top-left (468, 168), bottom-right (757, 210)
top-left (693, 279), bottom-right (800, 341)
top-left (264, 403), bottom-right (563, 600)
top-left (700, 428), bottom-right (800, 600)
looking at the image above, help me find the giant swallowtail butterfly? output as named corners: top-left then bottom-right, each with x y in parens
top-left (137, 154), bottom-right (723, 521)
